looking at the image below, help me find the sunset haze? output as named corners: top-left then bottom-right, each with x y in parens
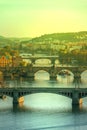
top-left (0, 0), bottom-right (87, 37)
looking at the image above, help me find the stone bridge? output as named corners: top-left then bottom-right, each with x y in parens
top-left (22, 56), bottom-right (59, 64)
top-left (0, 87), bottom-right (87, 106)
top-left (31, 65), bottom-right (87, 78)
top-left (0, 65), bottom-right (87, 82)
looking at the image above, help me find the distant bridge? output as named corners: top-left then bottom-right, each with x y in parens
top-left (0, 55), bottom-right (87, 81)
top-left (22, 56), bottom-right (59, 64)
top-left (0, 87), bottom-right (87, 106)
top-left (0, 65), bottom-right (87, 83)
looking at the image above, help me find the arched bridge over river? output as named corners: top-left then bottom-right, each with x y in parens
top-left (22, 56), bottom-right (59, 64)
top-left (0, 87), bottom-right (87, 106)
top-left (0, 56), bottom-right (86, 82)
top-left (1, 66), bottom-right (87, 82)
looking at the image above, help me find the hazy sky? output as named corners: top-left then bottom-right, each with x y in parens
top-left (0, 0), bottom-right (87, 37)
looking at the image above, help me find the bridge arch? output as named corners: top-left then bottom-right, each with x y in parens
top-left (34, 70), bottom-right (50, 80)
top-left (35, 59), bottom-right (51, 65)
top-left (22, 59), bottom-right (32, 66)
top-left (81, 70), bottom-right (87, 83)
top-left (1, 87), bottom-right (87, 106)
top-left (0, 91), bottom-right (72, 99)
top-left (22, 93), bottom-right (72, 109)
top-left (22, 92), bottom-right (72, 99)
top-left (57, 69), bottom-right (74, 83)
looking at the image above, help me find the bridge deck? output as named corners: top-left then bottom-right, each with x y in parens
top-left (0, 87), bottom-right (87, 92)
top-left (0, 87), bottom-right (87, 104)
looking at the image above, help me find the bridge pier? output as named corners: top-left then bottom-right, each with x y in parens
top-left (27, 76), bottom-right (35, 81)
top-left (27, 72), bottom-right (35, 80)
top-left (72, 90), bottom-right (79, 105)
top-left (50, 75), bottom-right (57, 80)
top-left (72, 104), bottom-right (80, 112)
top-left (73, 72), bottom-right (81, 85)
top-left (50, 65), bottom-right (57, 80)
top-left (72, 98), bottom-right (83, 112)
top-left (13, 91), bottom-right (19, 104)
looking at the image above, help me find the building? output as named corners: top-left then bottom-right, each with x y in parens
top-left (0, 56), bottom-right (12, 67)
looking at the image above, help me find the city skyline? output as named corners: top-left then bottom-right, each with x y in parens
top-left (0, 0), bottom-right (87, 38)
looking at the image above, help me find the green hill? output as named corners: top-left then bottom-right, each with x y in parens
top-left (23, 31), bottom-right (87, 44)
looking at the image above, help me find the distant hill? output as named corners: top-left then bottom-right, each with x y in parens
top-left (9, 37), bottom-right (32, 42)
top-left (0, 36), bottom-right (32, 48)
top-left (0, 31), bottom-right (87, 48)
top-left (22, 31), bottom-right (87, 44)
top-left (0, 35), bottom-right (14, 47)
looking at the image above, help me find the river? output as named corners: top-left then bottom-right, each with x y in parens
top-left (0, 70), bottom-right (87, 130)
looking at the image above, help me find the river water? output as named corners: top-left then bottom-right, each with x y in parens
top-left (0, 70), bottom-right (87, 130)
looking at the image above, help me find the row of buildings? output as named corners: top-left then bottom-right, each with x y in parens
top-left (0, 55), bottom-right (22, 67)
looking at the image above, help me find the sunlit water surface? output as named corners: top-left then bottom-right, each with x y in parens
top-left (0, 70), bottom-right (87, 130)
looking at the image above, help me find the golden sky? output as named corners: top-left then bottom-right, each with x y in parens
top-left (0, 0), bottom-right (87, 37)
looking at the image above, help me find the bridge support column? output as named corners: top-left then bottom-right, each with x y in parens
top-left (50, 65), bottom-right (57, 80)
top-left (50, 75), bottom-right (57, 80)
top-left (27, 73), bottom-right (35, 80)
top-left (72, 90), bottom-right (79, 105)
top-left (72, 97), bottom-right (83, 112)
top-left (13, 91), bottom-right (19, 104)
top-left (31, 59), bottom-right (35, 64)
top-left (73, 72), bottom-right (81, 85)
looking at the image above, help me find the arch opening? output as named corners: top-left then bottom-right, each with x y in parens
top-left (24, 93), bottom-right (72, 110)
top-left (22, 59), bottom-right (32, 66)
top-left (55, 59), bottom-right (60, 65)
top-left (35, 59), bottom-right (51, 66)
top-left (81, 70), bottom-right (87, 84)
top-left (57, 69), bottom-right (74, 84)
top-left (35, 70), bottom-right (50, 80)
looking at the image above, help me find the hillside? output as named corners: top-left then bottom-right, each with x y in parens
top-left (23, 31), bottom-right (87, 44)
top-left (0, 36), bottom-right (14, 47)
top-left (0, 31), bottom-right (87, 48)
top-left (0, 36), bottom-right (32, 48)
